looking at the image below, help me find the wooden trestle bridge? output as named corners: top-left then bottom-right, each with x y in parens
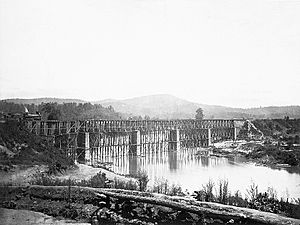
top-left (26, 119), bottom-right (244, 165)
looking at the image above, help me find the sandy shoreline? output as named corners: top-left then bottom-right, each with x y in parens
top-left (0, 163), bottom-right (135, 186)
top-left (57, 163), bottom-right (134, 183)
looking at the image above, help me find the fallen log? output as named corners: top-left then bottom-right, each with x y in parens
top-left (103, 188), bottom-right (300, 225)
top-left (94, 187), bottom-right (300, 225)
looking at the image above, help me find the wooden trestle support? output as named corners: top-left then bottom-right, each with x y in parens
top-left (25, 119), bottom-right (242, 165)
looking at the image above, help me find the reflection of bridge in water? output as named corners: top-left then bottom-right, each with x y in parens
top-left (108, 148), bottom-right (232, 179)
top-left (26, 119), bottom-right (244, 165)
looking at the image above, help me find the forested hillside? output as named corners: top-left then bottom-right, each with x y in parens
top-left (253, 118), bottom-right (300, 143)
top-left (0, 101), bottom-right (122, 120)
top-left (3, 98), bottom-right (86, 105)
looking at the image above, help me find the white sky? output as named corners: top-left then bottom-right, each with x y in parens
top-left (0, 0), bottom-right (300, 108)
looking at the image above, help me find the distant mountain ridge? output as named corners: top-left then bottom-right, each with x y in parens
top-left (2, 95), bottom-right (300, 119)
top-left (3, 98), bottom-right (86, 105)
top-left (94, 94), bottom-right (300, 119)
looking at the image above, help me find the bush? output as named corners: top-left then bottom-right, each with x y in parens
top-left (150, 178), bottom-right (184, 196)
top-left (193, 180), bottom-right (300, 219)
top-left (246, 182), bottom-right (258, 202)
top-left (31, 171), bottom-right (108, 188)
top-left (216, 179), bottom-right (229, 204)
top-left (112, 178), bottom-right (138, 190)
top-left (136, 170), bottom-right (149, 192)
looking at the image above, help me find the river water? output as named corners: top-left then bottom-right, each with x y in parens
top-left (106, 148), bottom-right (300, 200)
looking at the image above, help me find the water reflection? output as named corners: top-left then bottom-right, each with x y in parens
top-left (168, 151), bottom-right (178, 171)
top-left (102, 148), bottom-right (300, 199)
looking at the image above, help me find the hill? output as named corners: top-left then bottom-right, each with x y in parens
top-left (0, 121), bottom-right (73, 169)
top-left (3, 98), bottom-right (86, 105)
top-left (95, 94), bottom-right (300, 119)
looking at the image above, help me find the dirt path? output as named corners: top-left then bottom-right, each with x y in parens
top-left (57, 163), bottom-right (134, 182)
top-left (0, 208), bottom-right (90, 225)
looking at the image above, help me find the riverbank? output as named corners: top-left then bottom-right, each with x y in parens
top-left (0, 208), bottom-right (90, 225)
top-left (57, 163), bottom-right (135, 183)
top-left (1, 185), bottom-right (300, 225)
top-left (1, 120), bottom-right (300, 224)
top-left (0, 163), bottom-right (135, 188)
top-left (1, 160), bottom-right (300, 223)
top-left (210, 140), bottom-right (300, 169)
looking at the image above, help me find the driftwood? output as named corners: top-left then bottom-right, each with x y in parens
top-left (2, 185), bottom-right (300, 225)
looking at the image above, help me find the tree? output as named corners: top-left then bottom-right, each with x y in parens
top-left (195, 108), bottom-right (204, 120)
top-left (144, 115), bottom-right (151, 120)
top-left (41, 103), bottom-right (61, 120)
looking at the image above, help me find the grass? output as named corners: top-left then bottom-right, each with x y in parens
top-left (111, 178), bottom-right (138, 190)
top-left (30, 171), bottom-right (108, 188)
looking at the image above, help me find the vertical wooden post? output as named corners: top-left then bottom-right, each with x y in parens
top-left (168, 129), bottom-right (180, 151)
top-left (77, 132), bottom-right (90, 165)
top-left (85, 132), bottom-right (90, 164)
top-left (130, 130), bottom-right (140, 155)
top-left (207, 128), bottom-right (212, 146)
top-left (233, 127), bottom-right (237, 141)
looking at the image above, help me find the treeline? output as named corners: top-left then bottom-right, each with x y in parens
top-left (0, 101), bottom-right (122, 120)
top-left (252, 118), bottom-right (300, 145)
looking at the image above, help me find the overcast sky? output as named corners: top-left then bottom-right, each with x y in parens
top-left (0, 0), bottom-right (299, 108)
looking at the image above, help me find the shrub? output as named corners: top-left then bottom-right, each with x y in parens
top-left (228, 190), bottom-right (248, 207)
top-left (136, 170), bottom-right (149, 192)
top-left (168, 184), bottom-right (184, 196)
top-left (31, 171), bottom-right (108, 188)
top-left (246, 182), bottom-right (258, 202)
top-left (151, 178), bottom-right (169, 195)
top-left (202, 179), bottom-right (215, 202)
top-left (150, 178), bottom-right (184, 196)
top-left (216, 179), bottom-right (229, 204)
top-left (112, 178), bottom-right (138, 190)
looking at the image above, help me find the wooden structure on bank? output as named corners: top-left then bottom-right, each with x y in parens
top-left (25, 119), bottom-right (243, 165)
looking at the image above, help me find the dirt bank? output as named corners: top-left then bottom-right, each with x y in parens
top-left (0, 208), bottom-right (90, 225)
top-left (0, 163), bottom-right (134, 187)
top-left (57, 163), bottom-right (134, 183)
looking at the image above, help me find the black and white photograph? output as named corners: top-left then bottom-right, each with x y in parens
top-left (1, 0), bottom-right (300, 224)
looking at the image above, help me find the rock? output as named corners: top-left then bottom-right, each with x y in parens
top-left (227, 219), bottom-right (235, 224)
top-left (132, 206), bottom-right (145, 217)
top-left (188, 212), bottom-right (200, 222)
top-left (3, 200), bottom-right (17, 209)
top-left (213, 218), bottom-right (224, 224)
top-left (155, 205), bottom-right (175, 214)
top-left (97, 207), bottom-right (110, 220)
top-left (177, 211), bottom-right (191, 221)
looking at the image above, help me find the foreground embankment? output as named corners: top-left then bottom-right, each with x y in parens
top-left (0, 208), bottom-right (90, 225)
top-left (1, 185), bottom-right (300, 225)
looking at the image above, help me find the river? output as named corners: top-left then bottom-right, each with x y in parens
top-left (104, 148), bottom-right (300, 200)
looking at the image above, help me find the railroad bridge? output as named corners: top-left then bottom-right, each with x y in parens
top-left (26, 119), bottom-right (244, 165)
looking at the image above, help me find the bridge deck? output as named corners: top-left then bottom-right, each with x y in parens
top-left (26, 119), bottom-right (239, 135)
